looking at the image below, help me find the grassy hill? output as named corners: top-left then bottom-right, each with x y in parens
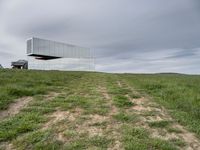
top-left (0, 69), bottom-right (200, 150)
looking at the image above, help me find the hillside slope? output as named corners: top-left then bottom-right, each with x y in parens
top-left (0, 70), bottom-right (200, 150)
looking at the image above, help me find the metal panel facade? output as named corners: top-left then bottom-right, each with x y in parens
top-left (27, 39), bottom-right (32, 54)
top-left (27, 37), bottom-right (92, 59)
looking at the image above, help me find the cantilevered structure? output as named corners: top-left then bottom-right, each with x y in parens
top-left (27, 37), bottom-right (95, 71)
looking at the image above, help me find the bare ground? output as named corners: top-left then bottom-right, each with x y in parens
top-left (98, 85), bottom-right (122, 150)
top-left (0, 97), bottom-right (33, 120)
top-left (0, 92), bottom-right (61, 121)
top-left (43, 92), bottom-right (61, 101)
top-left (42, 85), bottom-right (123, 149)
top-left (98, 86), bottom-right (118, 115)
top-left (0, 92), bottom-right (61, 150)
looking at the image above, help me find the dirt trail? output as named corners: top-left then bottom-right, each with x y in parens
top-left (0, 97), bottom-right (32, 150)
top-left (119, 80), bottom-right (200, 150)
top-left (0, 92), bottom-right (61, 150)
top-left (98, 86), bottom-right (111, 100)
top-left (42, 108), bottom-right (82, 130)
top-left (98, 86), bottom-right (118, 116)
top-left (0, 97), bottom-right (33, 120)
top-left (0, 92), bottom-right (60, 121)
top-left (117, 81), bottom-right (122, 88)
top-left (98, 85), bottom-right (122, 150)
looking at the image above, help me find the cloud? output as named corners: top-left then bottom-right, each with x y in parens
top-left (0, 50), bottom-right (15, 68)
top-left (96, 48), bottom-right (200, 74)
top-left (0, 51), bottom-right (14, 58)
top-left (0, 0), bottom-right (199, 73)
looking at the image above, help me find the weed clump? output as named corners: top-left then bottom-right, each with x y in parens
top-left (148, 120), bottom-right (171, 128)
top-left (113, 95), bottom-right (134, 108)
top-left (113, 112), bottom-right (137, 123)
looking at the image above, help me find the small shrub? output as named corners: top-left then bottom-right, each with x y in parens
top-left (113, 112), bottom-right (137, 123)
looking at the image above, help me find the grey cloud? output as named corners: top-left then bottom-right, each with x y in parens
top-left (0, 0), bottom-right (199, 73)
top-left (0, 51), bottom-right (14, 58)
top-left (96, 47), bottom-right (200, 74)
top-left (165, 49), bottom-right (198, 59)
top-left (0, 51), bottom-right (16, 68)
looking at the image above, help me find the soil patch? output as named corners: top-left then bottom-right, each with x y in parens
top-left (42, 108), bottom-right (82, 131)
top-left (98, 86), bottom-right (118, 115)
top-left (76, 114), bottom-right (109, 137)
top-left (44, 92), bottom-right (61, 101)
top-left (0, 97), bottom-right (32, 120)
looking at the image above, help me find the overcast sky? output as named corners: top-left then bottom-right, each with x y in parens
top-left (0, 0), bottom-right (200, 74)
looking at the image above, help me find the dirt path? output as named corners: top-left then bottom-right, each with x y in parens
top-left (119, 80), bottom-right (200, 150)
top-left (0, 92), bottom-right (60, 121)
top-left (98, 85), bottom-right (122, 150)
top-left (38, 85), bottom-right (122, 149)
top-left (0, 92), bottom-right (61, 150)
top-left (98, 86), bottom-right (118, 115)
top-left (0, 97), bottom-right (33, 150)
top-left (0, 97), bottom-right (33, 120)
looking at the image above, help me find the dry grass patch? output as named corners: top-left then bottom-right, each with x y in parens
top-left (76, 114), bottom-right (109, 137)
top-left (43, 108), bottom-right (83, 128)
top-left (43, 92), bottom-right (61, 101)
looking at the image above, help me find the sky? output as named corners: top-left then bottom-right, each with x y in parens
top-left (0, 0), bottom-right (200, 74)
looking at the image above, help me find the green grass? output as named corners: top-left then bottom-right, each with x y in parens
top-left (0, 69), bottom-right (84, 110)
top-left (113, 111), bottom-right (138, 123)
top-left (167, 127), bottom-right (183, 133)
top-left (0, 70), bottom-right (200, 149)
top-left (121, 74), bottom-right (200, 137)
top-left (169, 138), bottom-right (186, 147)
top-left (0, 70), bottom-right (115, 149)
top-left (148, 120), bottom-right (171, 128)
top-left (122, 125), bottom-right (177, 150)
top-left (13, 130), bottom-right (62, 150)
top-left (0, 112), bottom-right (46, 141)
top-left (15, 129), bottom-right (111, 150)
top-left (113, 95), bottom-right (134, 108)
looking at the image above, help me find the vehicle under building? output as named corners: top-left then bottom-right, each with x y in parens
top-left (11, 60), bottom-right (28, 69)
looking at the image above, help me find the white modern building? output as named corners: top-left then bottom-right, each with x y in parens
top-left (27, 37), bottom-right (95, 71)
